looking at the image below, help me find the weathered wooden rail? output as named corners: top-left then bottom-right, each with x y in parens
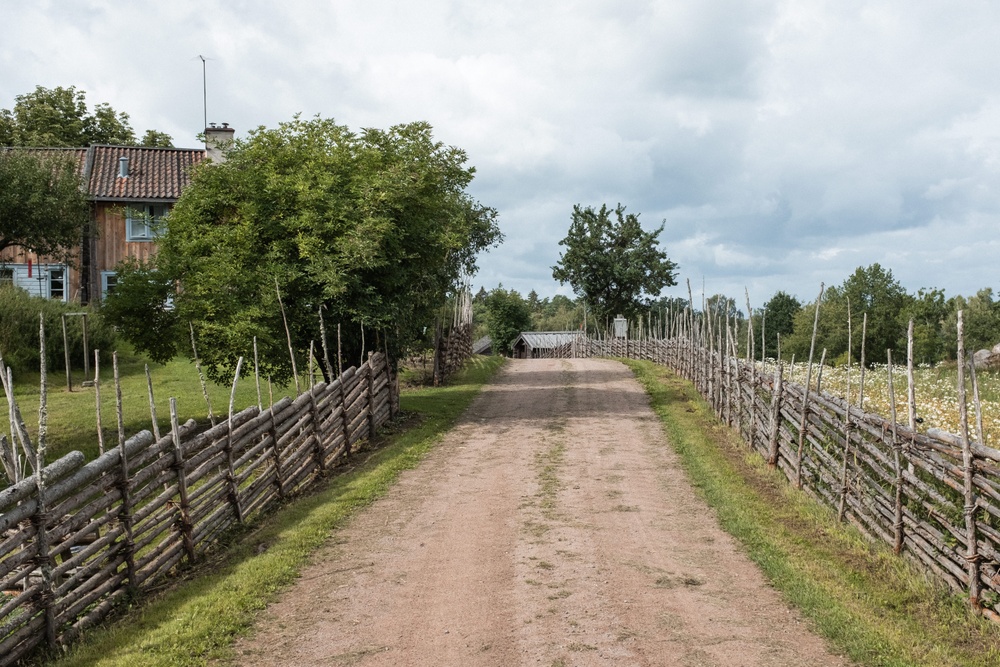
top-left (0, 352), bottom-right (397, 664)
top-left (565, 335), bottom-right (1000, 621)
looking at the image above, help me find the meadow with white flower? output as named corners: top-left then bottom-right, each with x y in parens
top-left (770, 360), bottom-right (1000, 447)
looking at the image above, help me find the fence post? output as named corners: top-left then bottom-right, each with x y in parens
top-left (747, 358), bottom-right (757, 450)
top-left (308, 382), bottom-right (327, 474)
top-left (767, 363), bottom-right (783, 467)
top-left (367, 352), bottom-right (377, 439)
top-left (117, 436), bottom-right (138, 591)
top-left (267, 395), bottom-right (285, 499)
top-left (384, 352), bottom-right (397, 419)
top-left (32, 313), bottom-right (58, 648)
top-left (31, 468), bottom-right (58, 650)
top-left (957, 311), bottom-right (982, 612)
top-left (169, 398), bottom-right (196, 565)
top-left (339, 369), bottom-right (352, 460)
top-left (887, 351), bottom-right (905, 555)
top-left (61, 314), bottom-right (72, 393)
top-left (225, 358), bottom-right (245, 524)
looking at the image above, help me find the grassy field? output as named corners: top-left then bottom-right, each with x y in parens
top-left (1, 347), bottom-right (296, 468)
top-left (626, 358), bottom-right (1000, 667)
top-left (41, 354), bottom-right (504, 667)
top-left (768, 360), bottom-right (1000, 446)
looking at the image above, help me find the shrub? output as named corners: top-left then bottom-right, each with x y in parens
top-left (0, 284), bottom-right (117, 378)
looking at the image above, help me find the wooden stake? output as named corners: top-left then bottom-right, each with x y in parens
top-left (319, 307), bottom-right (333, 380)
top-left (796, 283), bottom-right (824, 489)
top-left (956, 310), bottom-right (982, 613)
top-left (337, 323), bottom-right (343, 378)
top-left (35, 313), bottom-right (57, 648)
top-left (907, 320), bottom-right (917, 430)
top-left (969, 348), bottom-right (986, 448)
top-left (858, 313), bottom-right (868, 409)
top-left (838, 303), bottom-right (853, 522)
top-left (95, 349), bottom-right (104, 455)
top-left (816, 348), bottom-right (827, 393)
top-left (81, 312), bottom-right (90, 380)
top-left (61, 313), bottom-right (72, 392)
top-left (145, 364), bottom-right (160, 441)
top-left (767, 363), bottom-right (783, 467)
top-left (253, 336), bottom-right (262, 411)
top-left (887, 349), bottom-right (905, 555)
top-left (226, 356), bottom-right (245, 524)
top-left (308, 341), bottom-right (316, 389)
top-left (275, 277), bottom-right (300, 395)
top-left (366, 352), bottom-right (376, 439)
top-left (170, 397), bottom-right (196, 564)
top-left (190, 321), bottom-right (215, 426)
top-left (1, 353), bottom-right (36, 475)
top-left (114, 351), bottom-right (125, 449)
top-left (0, 353), bottom-right (28, 480)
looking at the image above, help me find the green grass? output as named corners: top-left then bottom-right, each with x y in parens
top-left (3, 345), bottom-right (295, 464)
top-left (624, 359), bottom-right (1000, 667)
top-left (43, 355), bottom-right (504, 667)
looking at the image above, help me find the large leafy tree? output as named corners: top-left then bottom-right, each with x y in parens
top-left (784, 264), bottom-right (911, 365)
top-left (106, 116), bottom-right (500, 383)
top-left (0, 150), bottom-right (89, 261)
top-left (899, 287), bottom-right (950, 364)
top-left (759, 290), bottom-right (801, 359)
top-left (483, 287), bottom-right (532, 355)
top-left (552, 204), bottom-right (677, 325)
top-left (943, 288), bottom-right (1000, 357)
top-left (0, 86), bottom-right (171, 147)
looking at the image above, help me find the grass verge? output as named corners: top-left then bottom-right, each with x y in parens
top-left (44, 355), bottom-right (505, 667)
top-left (624, 359), bottom-right (1000, 667)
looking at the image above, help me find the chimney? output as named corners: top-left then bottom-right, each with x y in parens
top-left (118, 156), bottom-right (129, 178)
top-left (204, 122), bottom-right (235, 163)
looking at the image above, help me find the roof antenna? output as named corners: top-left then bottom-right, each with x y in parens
top-left (199, 55), bottom-right (208, 131)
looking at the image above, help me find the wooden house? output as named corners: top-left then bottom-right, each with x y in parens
top-left (0, 124), bottom-right (234, 303)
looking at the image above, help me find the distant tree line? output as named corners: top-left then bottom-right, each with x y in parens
top-left (763, 263), bottom-right (1000, 366)
top-left (475, 262), bottom-right (1000, 365)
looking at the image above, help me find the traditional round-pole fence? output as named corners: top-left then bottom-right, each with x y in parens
top-left (566, 304), bottom-right (1000, 623)
top-left (0, 349), bottom-right (398, 664)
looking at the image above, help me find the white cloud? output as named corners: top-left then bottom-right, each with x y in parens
top-left (3, 0), bottom-right (1000, 303)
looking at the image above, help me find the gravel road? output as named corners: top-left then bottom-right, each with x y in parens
top-left (235, 358), bottom-right (851, 666)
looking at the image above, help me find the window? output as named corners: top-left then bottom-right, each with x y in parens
top-left (49, 268), bottom-right (65, 300)
top-left (101, 271), bottom-right (117, 297)
top-left (0, 268), bottom-right (12, 286)
top-left (126, 204), bottom-right (168, 241)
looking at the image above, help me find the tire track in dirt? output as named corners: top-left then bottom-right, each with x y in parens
top-left (234, 359), bottom-right (852, 666)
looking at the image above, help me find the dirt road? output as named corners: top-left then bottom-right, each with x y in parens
top-left (235, 358), bottom-right (851, 666)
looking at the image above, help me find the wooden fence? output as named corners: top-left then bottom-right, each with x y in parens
top-left (579, 335), bottom-right (1000, 621)
top-left (0, 352), bottom-right (398, 664)
top-left (433, 322), bottom-right (472, 385)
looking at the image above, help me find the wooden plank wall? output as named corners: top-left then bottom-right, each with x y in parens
top-left (0, 352), bottom-right (398, 664)
top-left (92, 203), bottom-right (159, 275)
top-left (582, 335), bottom-right (1000, 622)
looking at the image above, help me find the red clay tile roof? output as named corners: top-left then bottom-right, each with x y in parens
top-left (1, 147), bottom-right (89, 178)
top-left (86, 145), bottom-right (205, 201)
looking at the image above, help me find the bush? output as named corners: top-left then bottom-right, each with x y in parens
top-left (0, 284), bottom-right (117, 378)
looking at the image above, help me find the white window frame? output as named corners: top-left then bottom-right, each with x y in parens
top-left (126, 204), bottom-right (168, 241)
top-left (48, 267), bottom-right (66, 301)
top-left (101, 271), bottom-right (118, 297)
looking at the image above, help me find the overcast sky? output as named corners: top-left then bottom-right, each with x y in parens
top-left (4, 0), bottom-right (999, 311)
